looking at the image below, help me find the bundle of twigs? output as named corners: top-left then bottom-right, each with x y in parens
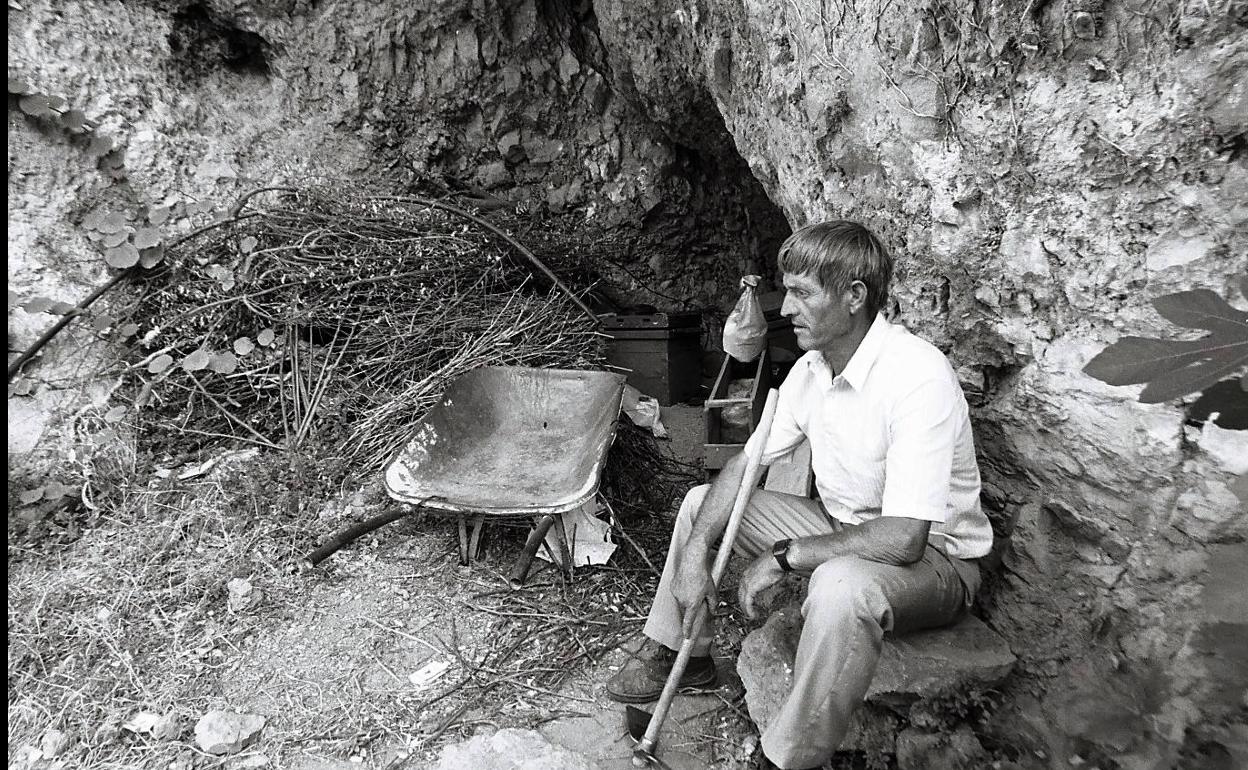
top-left (131, 187), bottom-right (601, 475)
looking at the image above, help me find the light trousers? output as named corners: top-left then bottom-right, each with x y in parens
top-left (642, 484), bottom-right (980, 770)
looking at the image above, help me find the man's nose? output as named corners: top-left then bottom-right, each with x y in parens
top-left (780, 293), bottom-right (797, 318)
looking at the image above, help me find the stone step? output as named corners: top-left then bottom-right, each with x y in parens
top-left (737, 607), bottom-right (1016, 753)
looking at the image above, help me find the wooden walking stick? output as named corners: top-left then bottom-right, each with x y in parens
top-left (629, 388), bottom-right (779, 767)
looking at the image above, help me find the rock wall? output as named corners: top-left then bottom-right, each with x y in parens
top-left (8, 0), bottom-right (1247, 766)
top-left (590, 0), bottom-right (1246, 766)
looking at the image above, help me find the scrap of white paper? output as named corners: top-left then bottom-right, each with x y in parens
top-left (408, 659), bottom-right (451, 689)
top-left (535, 500), bottom-right (618, 567)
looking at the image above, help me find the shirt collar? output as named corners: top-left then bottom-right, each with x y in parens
top-left (808, 313), bottom-right (891, 391)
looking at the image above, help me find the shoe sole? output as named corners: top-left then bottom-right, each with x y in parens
top-left (605, 672), bottom-right (718, 704)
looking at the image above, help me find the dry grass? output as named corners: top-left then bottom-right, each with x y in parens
top-left (7, 422), bottom-right (700, 769)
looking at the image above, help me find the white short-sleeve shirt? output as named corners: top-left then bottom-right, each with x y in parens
top-left (745, 313), bottom-right (993, 559)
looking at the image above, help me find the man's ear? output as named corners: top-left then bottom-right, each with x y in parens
top-left (848, 280), bottom-right (869, 315)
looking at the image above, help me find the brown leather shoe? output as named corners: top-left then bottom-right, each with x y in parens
top-left (605, 639), bottom-right (717, 703)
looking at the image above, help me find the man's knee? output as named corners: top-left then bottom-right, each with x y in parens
top-left (676, 484), bottom-right (711, 526)
top-left (804, 556), bottom-right (888, 623)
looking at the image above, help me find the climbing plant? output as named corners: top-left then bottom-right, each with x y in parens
top-left (1083, 276), bottom-right (1248, 500)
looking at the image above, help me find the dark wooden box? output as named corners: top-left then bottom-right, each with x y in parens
top-left (602, 312), bottom-right (702, 406)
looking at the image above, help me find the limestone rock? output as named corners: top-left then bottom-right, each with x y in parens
top-left (227, 578), bottom-right (263, 613)
top-left (431, 727), bottom-right (594, 770)
top-left (738, 607), bottom-right (1016, 745)
top-left (194, 711), bottom-right (265, 755)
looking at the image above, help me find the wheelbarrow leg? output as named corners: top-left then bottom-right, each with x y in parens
top-left (468, 515), bottom-right (485, 562)
top-left (508, 514), bottom-right (560, 588)
top-left (456, 515), bottom-right (488, 565)
top-left (546, 514), bottom-right (573, 577)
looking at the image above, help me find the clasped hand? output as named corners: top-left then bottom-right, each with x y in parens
top-left (672, 550), bottom-right (788, 637)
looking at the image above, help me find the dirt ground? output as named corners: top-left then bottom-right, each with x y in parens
top-left (8, 404), bottom-right (771, 770)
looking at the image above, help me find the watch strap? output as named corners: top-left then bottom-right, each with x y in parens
top-left (772, 538), bottom-right (794, 572)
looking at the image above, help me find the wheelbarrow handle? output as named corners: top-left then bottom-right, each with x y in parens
top-left (303, 507), bottom-right (411, 567)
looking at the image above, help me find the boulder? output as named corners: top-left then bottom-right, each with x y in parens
top-left (738, 607), bottom-right (1016, 751)
top-left (193, 711), bottom-right (265, 755)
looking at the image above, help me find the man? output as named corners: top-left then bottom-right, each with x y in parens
top-left (606, 221), bottom-right (993, 770)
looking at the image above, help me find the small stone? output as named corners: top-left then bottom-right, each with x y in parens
top-left (227, 579), bottom-right (262, 613)
top-left (152, 712), bottom-right (182, 741)
top-left (194, 710), bottom-right (266, 755)
top-left (40, 728), bottom-right (72, 758)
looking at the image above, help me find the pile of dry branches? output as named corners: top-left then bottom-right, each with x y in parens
top-left (125, 185), bottom-right (698, 512)
top-left (131, 187), bottom-right (600, 470)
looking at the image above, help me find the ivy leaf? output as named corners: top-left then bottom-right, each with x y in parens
top-left (86, 134), bottom-right (114, 157)
top-left (1084, 282), bottom-right (1248, 404)
top-left (23, 296), bottom-right (53, 314)
top-left (48, 301), bottom-right (76, 315)
top-left (59, 109), bottom-right (88, 133)
top-left (133, 227), bottom-right (162, 250)
top-left (233, 337), bottom-right (256, 355)
top-left (11, 378), bottom-right (35, 396)
top-left (139, 245), bottom-right (165, 269)
top-left (91, 314), bottom-right (116, 332)
top-left (1137, 342), bottom-right (1248, 403)
top-left (19, 487), bottom-right (45, 505)
top-left (1187, 379), bottom-right (1248, 429)
top-left (105, 243), bottom-right (140, 269)
top-left (240, 235), bottom-right (258, 253)
top-left (208, 352), bottom-right (238, 374)
top-left (256, 328), bottom-right (276, 347)
top-left (19, 94), bottom-right (55, 119)
top-left (8, 78), bottom-right (33, 95)
top-left (1151, 289), bottom-right (1248, 335)
top-left (104, 405), bottom-right (128, 423)
top-left (118, 323), bottom-right (141, 338)
top-left (148, 354), bottom-right (174, 374)
top-left (81, 209), bottom-right (105, 231)
top-left (182, 350), bottom-right (211, 372)
top-left (148, 206), bottom-right (171, 225)
top-left (44, 481), bottom-right (73, 499)
top-left (98, 212), bottom-right (128, 234)
top-left (7, 290), bottom-right (19, 311)
top-left (102, 229), bottom-right (131, 248)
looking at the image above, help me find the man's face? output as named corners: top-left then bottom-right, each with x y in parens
top-left (780, 271), bottom-right (854, 352)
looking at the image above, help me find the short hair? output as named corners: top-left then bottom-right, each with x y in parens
top-left (777, 221), bottom-right (893, 316)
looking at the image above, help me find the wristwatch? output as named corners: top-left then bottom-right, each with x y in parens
top-left (772, 538), bottom-right (795, 572)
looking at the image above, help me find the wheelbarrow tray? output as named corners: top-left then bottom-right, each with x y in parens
top-left (384, 366), bottom-right (627, 516)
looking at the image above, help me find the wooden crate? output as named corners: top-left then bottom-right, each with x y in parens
top-left (703, 348), bottom-right (771, 469)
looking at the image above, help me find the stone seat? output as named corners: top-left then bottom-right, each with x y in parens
top-left (737, 606), bottom-right (1016, 757)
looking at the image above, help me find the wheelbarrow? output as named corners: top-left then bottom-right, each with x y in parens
top-left (305, 366), bottom-right (627, 586)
